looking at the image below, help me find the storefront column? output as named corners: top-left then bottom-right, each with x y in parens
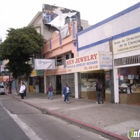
top-left (44, 71), bottom-right (46, 94)
top-left (113, 68), bottom-right (119, 103)
top-left (74, 72), bottom-right (79, 99)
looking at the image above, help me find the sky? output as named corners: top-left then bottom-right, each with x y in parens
top-left (0, 0), bottom-right (139, 41)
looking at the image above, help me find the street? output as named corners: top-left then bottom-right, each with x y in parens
top-left (0, 95), bottom-right (30, 140)
top-left (0, 95), bottom-right (109, 140)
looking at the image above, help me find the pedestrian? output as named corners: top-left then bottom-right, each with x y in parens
top-left (24, 83), bottom-right (27, 97)
top-left (19, 82), bottom-right (26, 99)
top-left (47, 83), bottom-right (53, 100)
top-left (95, 79), bottom-right (103, 104)
top-left (63, 83), bottom-right (72, 103)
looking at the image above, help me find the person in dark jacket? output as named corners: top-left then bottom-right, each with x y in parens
top-left (62, 83), bottom-right (72, 103)
top-left (95, 79), bottom-right (103, 104)
top-left (47, 83), bottom-right (53, 100)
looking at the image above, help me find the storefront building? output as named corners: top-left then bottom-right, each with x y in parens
top-left (43, 23), bottom-right (78, 96)
top-left (66, 52), bottom-right (113, 100)
top-left (113, 32), bottom-right (140, 104)
top-left (73, 2), bottom-right (140, 103)
top-left (112, 3), bottom-right (140, 104)
top-left (29, 4), bottom-right (90, 96)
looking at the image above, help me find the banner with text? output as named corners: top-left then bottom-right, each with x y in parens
top-left (34, 59), bottom-right (55, 70)
top-left (66, 52), bottom-right (112, 73)
top-left (99, 52), bottom-right (113, 69)
top-left (113, 32), bottom-right (140, 54)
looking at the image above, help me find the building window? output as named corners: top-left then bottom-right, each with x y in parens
top-left (66, 52), bottom-right (74, 60)
top-left (56, 56), bottom-right (63, 66)
top-left (71, 52), bottom-right (74, 58)
top-left (66, 54), bottom-right (69, 60)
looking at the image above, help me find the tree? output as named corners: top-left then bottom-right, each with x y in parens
top-left (0, 26), bottom-right (44, 93)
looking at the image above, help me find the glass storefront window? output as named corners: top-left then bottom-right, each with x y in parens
top-left (81, 72), bottom-right (105, 91)
top-left (105, 72), bottom-right (111, 93)
top-left (119, 66), bottom-right (140, 94)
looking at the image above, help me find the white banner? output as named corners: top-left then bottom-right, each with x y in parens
top-left (34, 59), bottom-right (55, 70)
top-left (99, 52), bottom-right (113, 69)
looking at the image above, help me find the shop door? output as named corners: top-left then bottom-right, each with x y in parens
top-left (56, 75), bottom-right (61, 94)
top-left (39, 76), bottom-right (44, 93)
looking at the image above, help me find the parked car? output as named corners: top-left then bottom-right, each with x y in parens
top-left (0, 85), bottom-right (5, 95)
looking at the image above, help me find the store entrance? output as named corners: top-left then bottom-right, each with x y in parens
top-left (80, 71), bottom-right (105, 101)
top-left (56, 75), bottom-right (62, 94)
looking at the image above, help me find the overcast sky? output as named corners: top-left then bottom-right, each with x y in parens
top-left (0, 0), bottom-right (139, 41)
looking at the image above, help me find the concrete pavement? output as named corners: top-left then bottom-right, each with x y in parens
top-left (7, 91), bottom-right (140, 140)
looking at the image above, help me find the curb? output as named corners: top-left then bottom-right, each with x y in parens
top-left (11, 94), bottom-right (129, 140)
top-left (23, 101), bottom-right (129, 140)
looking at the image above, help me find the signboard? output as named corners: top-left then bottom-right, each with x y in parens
top-left (66, 52), bottom-right (112, 73)
top-left (99, 52), bottom-right (113, 69)
top-left (113, 32), bottom-right (140, 54)
top-left (31, 70), bottom-right (36, 76)
top-left (34, 59), bottom-right (55, 70)
top-left (31, 70), bottom-right (44, 77)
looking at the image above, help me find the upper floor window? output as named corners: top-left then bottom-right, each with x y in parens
top-left (56, 56), bottom-right (63, 66)
top-left (66, 52), bottom-right (74, 60)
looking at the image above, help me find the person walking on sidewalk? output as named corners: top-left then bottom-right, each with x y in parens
top-left (63, 83), bottom-right (72, 103)
top-left (95, 79), bottom-right (103, 104)
top-left (47, 83), bottom-right (53, 100)
top-left (19, 82), bottom-right (26, 99)
top-left (24, 83), bottom-right (27, 97)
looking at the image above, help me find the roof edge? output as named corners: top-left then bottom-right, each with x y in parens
top-left (28, 11), bottom-right (42, 26)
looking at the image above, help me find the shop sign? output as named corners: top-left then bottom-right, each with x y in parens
top-left (99, 52), bottom-right (113, 69)
top-left (66, 53), bottom-right (99, 73)
top-left (66, 52), bottom-right (112, 73)
top-left (31, 70), bottom-right (44, 77)
top-left (34, 59), bottom-right (55, 70)
top-left (31, 70), bottom-right (36, 77)
top-left (113, 32), bottom-right (140, 54)
top-left (36, 70), bottom-right (44, 76)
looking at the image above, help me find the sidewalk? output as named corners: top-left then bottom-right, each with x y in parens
top-left (9, 92), bottom-right (140, 140)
